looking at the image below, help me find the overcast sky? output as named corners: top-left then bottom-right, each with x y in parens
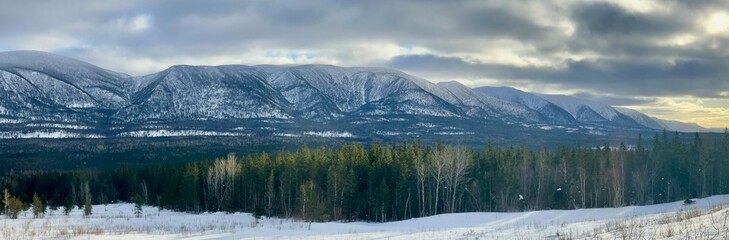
top-left (1, 0), bottom-right (728, 128)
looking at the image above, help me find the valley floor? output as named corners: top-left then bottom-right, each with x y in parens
top-left (2, 195), bottom-right (729, 240)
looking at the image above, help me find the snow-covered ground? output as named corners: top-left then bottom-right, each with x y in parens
top-left (2, 195), bottom-right (729, 239)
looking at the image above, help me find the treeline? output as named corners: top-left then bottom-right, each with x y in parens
top-left (2, 130), bottom-right (728, 222)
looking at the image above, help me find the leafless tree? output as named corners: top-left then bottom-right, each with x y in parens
top-left (430, 146), bottom-right (472, 214)
top-left (83, 181), bottom-right (92, 216)
top-left (207, 153), bottom-right (241, 211)
top-left (414, 152), bottom-right (428, 216)
top-left (266, 170), bottom-right (275, 216)
top-left (610, 146), bottom-right (626, 207)
top-left (3, 188), bottom-right (9, 215)
top-left (446, 146), bottom-right (471, 213)
top-left (428, 146), bottom-right (447, 214)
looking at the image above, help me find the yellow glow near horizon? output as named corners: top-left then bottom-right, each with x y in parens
top-left (624, 97), bottom-right (729, 129)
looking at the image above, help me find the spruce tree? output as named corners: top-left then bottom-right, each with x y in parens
top-left (63, 194), bottom-right (74, 216)
top-left (133, 193), bottom-right (144, 218)
top-left (32, 192), bottom-right (45, 218)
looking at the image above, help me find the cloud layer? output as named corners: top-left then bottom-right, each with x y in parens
top-left (1, 0), bottom-right (727, 127)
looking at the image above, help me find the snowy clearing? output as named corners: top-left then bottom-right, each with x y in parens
top-left (2, 195), bottom-right (729, 239)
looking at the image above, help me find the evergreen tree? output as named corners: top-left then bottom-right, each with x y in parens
top-left (32, 192), bottom-right (45, 218)
top-left (63, 194), bottom-right (74, 216)
top-left (133, 193), bottom-right (144, 218)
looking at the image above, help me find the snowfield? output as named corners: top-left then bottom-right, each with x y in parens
top-left (2, 195), bottom-right (729, 239)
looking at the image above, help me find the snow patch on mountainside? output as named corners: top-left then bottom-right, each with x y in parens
top-left (303, 131), bottom-right (354, 138)
top-left (25, 123), bottom-right (92, 130)
top-left (0, 130), bottom-right (104, 139)
top-left (118, 130), bottom-right (245, 138)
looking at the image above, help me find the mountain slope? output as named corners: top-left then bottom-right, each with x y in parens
top-left (473, 86), bottom-right (577, 124)
top-left (539, 94), bottom-right (644, 128)
top-left (0, 51), bottom-right (132, 125)
top-left (437, 82), bottom-right (546, 122)
top-left (118, 65), bottom-right (292, 123)
top-left (615, 107), bottom-right (665, 130)
top-left (653, 118), bottom-right (710, 132)
top-left (0, 51), bottom-right (132, 109)
top-left (260, 65), bottom-right (461, 119)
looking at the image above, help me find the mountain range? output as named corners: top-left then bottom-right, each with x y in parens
top-left (0, 51), bottom-right (717, 140)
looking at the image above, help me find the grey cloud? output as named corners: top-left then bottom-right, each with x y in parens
top-left (571, 2), bottom-right (685, 37)
top-left (1, 0), bottom-right (728, 103)
top-left (389, 54), bottom-right (729, 99)
top-left (571, 92), bottom-right (655, 106)
top-left (2, 0), bottom-right (561, 61)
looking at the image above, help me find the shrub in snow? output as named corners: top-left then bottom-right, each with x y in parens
top-left (4, 190), bottom-right (26, 219)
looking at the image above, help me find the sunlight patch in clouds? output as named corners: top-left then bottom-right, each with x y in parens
top-left (705, 11), bottom-right (729, 34)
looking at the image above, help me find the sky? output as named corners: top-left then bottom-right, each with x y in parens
top-left (1, 0), bottom-right (728, 128)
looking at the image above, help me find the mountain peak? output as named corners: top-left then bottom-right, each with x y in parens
top-left (0, 50), bottom-right (131, 78)
top-left (0, 50), bottom-right (91, 67)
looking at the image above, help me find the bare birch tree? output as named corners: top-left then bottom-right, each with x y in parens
top-left (414, 152), bottom-right (428, 216)
top-left (445, 146), bottom-right (471, 213)
top-left (430, 146), bottom-right (472, 214)
top-left (207, 153), bottom-right (241, 212)
top-left (428, 147), bottom-right (447, 214)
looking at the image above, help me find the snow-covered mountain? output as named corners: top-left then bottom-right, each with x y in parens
top-left (0, 51), bottom-right (712, 139)
top-left (536, 94), bottom-right (643, 128)
top-left (261, 65), bottom-right (461, 119)
top-left (653, 118), bottom-right (714, 133)
top-left (117, 65), bottom-right (292, 123)
top-left (473, 87), bottom-right (577, 124)
top-left (435, 81), bottom-right (548, 123)
top-left (614, 107), bottom-right (666, 130)
top-left (0, 51), bottom-right (133, 126)
top-left (476, 87), bottom-right (715, 132)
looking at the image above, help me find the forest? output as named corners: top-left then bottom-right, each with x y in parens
top-left (2, 130), bottom-right (728, 222)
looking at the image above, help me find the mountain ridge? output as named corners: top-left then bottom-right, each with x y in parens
top-left (0, 51), bottom-right (715, 139)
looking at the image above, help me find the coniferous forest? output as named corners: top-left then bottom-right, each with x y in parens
top-left (2, 130), bottom-right (728, 222)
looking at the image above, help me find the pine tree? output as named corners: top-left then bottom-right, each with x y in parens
top-left (133, 193), bottom-right (144, 218)
top-left (32, 192), bottom-right (45, 218)
top-left (63, 194), bottom-right (74, 216)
